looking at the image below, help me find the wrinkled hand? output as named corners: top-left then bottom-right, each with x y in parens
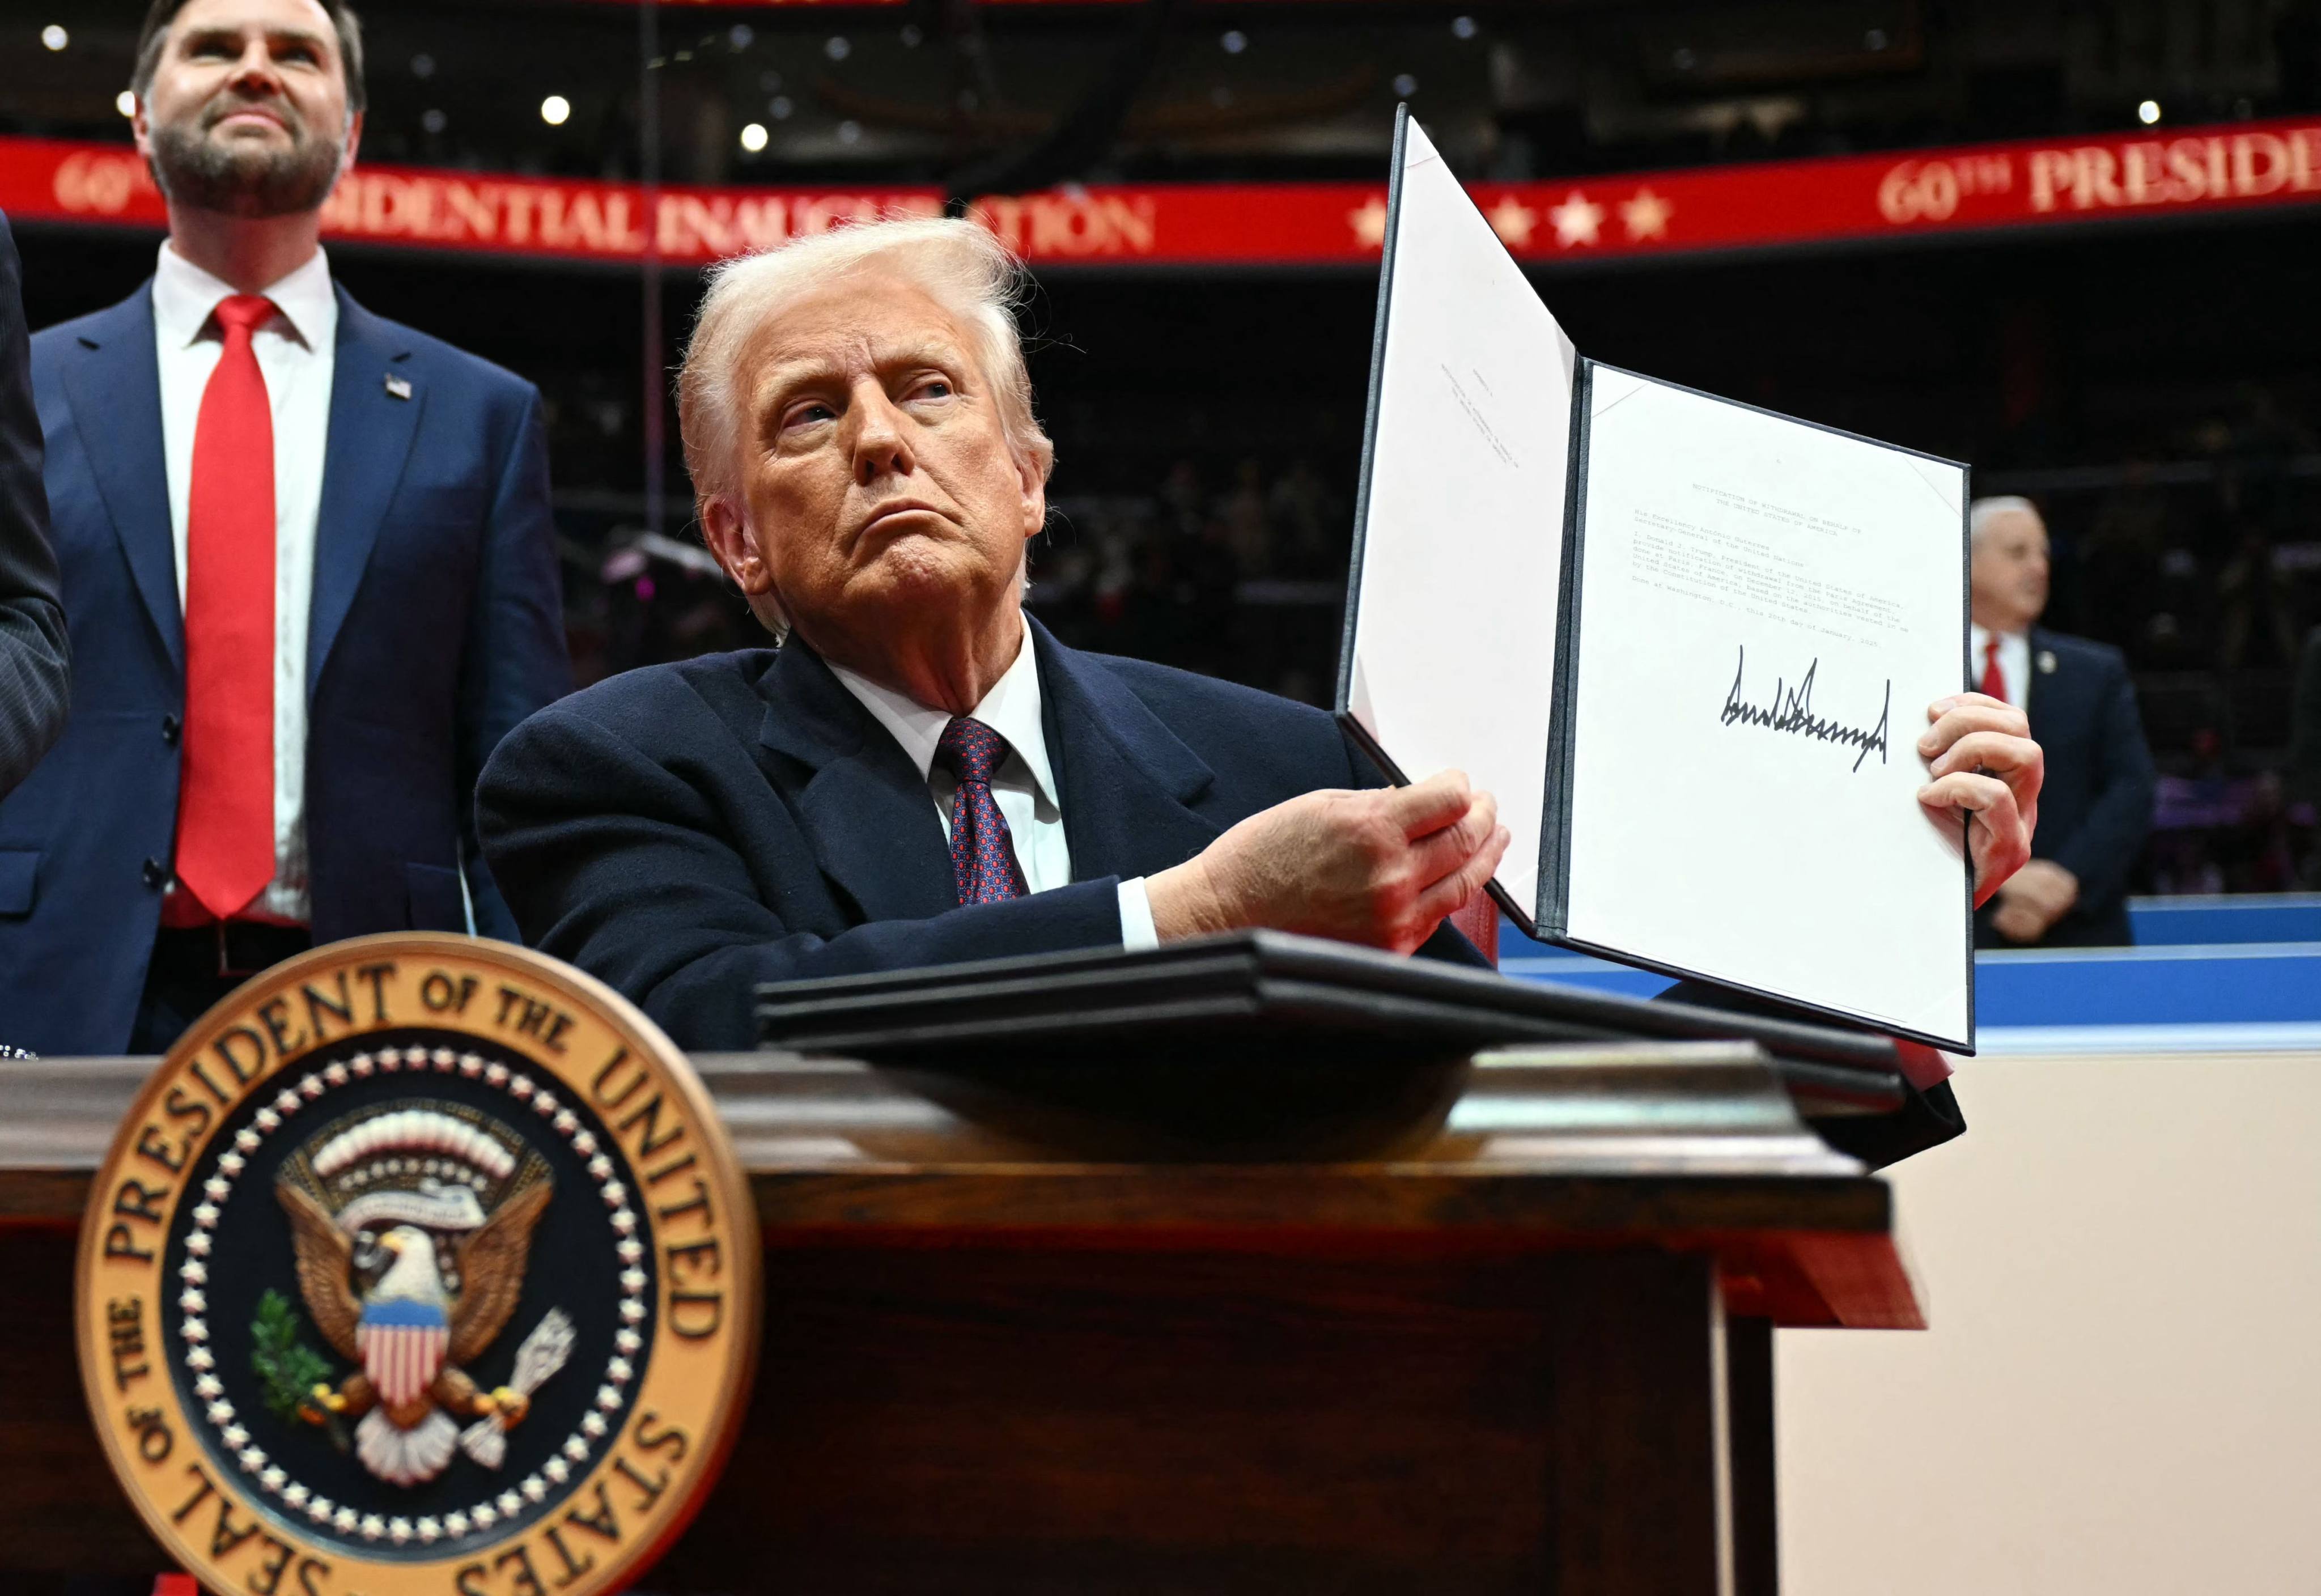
top-left (1915, 691), bottom-right (2043, 907)
top-left (1991, 858), bottom-right (2078, 943)
top-left (1148, 769), bottom-right (1511, 955)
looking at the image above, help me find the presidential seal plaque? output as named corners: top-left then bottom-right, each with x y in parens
top-left (76, 935), bottom-right (760, 1596)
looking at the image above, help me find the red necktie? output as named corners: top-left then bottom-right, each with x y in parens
top-left (174, 294), bottom-right (277, 921)
top-left (1978, 635), bottom-right (2007, 704)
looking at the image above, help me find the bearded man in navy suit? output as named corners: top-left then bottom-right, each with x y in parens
top-left (1, 0), bottom-right (569, 1055)
top-left (1970, 496), bottom-right (2156, 946)
top-left (480, 218), bottom-right (2043, 1056)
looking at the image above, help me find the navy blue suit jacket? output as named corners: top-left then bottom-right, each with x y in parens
top-left (1975, 626), bottom-right (2156, 948)
top-left (0, 280), bottom-right (570, 1055)
top-left (477, 617), bottom-right (1482, 1051)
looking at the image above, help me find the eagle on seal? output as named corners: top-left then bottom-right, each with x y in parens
top-left (278, 1176), bottom-right (551, 1485)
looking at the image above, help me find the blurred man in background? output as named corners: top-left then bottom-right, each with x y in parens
top-left (1971, 495), bottom-right (2157, 945)
top-left (0, 214), bottom-right (68, 803)
top-left (1, 0), bottom-right (569, 1055)
top-left (2291, 625), bottom-right (2321, 884)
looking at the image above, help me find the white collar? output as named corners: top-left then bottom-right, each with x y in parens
top-left (1971, 623), bottom-right (2029, 651)
top-left (827, 626), bottom-right (1059, 808)
top-left (152, 239), bottom-right (337, 353)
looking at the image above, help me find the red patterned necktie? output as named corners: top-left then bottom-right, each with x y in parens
top-left (1978, 635), bottom-right (2007, 704)
top-left (936, 716), bottom-right (1029, 905)
top-left (175, 294), bottom-right (278, 920)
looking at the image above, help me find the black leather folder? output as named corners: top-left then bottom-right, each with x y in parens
top-left (756, 930), bottom-right (1906, 1115)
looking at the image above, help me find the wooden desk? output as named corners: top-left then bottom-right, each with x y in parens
top-left (1, 1041), bottom-right (1915, 1595)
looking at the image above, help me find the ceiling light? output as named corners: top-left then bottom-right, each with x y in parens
top-left (2138, 99), bottom-right (2162, 125)
top-left (116, 90), bottom-right (136, 117)
top-left (824, 36), bottom-right (850, 61)
top-left (1451, 16), bottom-right (1478, 40)
top-left (1220, 29), bottom-right (1247, 54)
top-left (1393, 73), bottom-right (1418, 97)
top-left (739, 122), bottom-right (768, 152)
top-left (540, 95), bottom-right (571, 126)
top-left (41, 24), bottom-right (67, 50)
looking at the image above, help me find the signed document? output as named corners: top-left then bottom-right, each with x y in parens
top-left (1340, 109), bottom-right (1973, 1049)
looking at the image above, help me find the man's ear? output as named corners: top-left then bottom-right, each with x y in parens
top-left (1016, 453), bottom-right (1047, 544)
top-left (700, 495), bottom-right (774, 595)
top-left (341, 108), bottom-right (364, 172)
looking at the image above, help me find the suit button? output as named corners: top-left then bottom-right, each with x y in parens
top-left (142, 858), bottom-right (167, 889)
top-left (161, 714), bottom-right (181, 746)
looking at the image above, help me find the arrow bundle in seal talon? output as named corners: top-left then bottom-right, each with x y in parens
top-left (459, 1308), bottom-right (576, 1470)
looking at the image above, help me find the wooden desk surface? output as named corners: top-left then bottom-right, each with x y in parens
top-left (0, 1040), bottom-right (1916, 1331)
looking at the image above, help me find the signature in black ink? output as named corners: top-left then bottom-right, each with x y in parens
top-left (1719, 646), bottom-right (1891, 772)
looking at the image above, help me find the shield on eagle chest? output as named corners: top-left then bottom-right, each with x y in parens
top-left (358, 1297), bottom-right (451, 1408)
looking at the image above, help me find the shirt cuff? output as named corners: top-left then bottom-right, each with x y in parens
top-left (1116, 876), bottom-right (1160, 952)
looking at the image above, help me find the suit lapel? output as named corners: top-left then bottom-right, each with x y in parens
top-left (1031, 617), bottom-right (1222, 881)
top-left (308, 288), bottom-right (422, 699)
top-left (2025, 627), bottom-right (2056, 737)
top-left (754, 644), bottom-right (959, 923)
top-left (57, 289), bottom-right (181, 670)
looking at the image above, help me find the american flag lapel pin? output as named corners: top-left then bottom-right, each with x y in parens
top-left (384, 372), bottom-right (413, 400)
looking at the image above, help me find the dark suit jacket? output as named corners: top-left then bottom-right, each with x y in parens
top-left (0, 215), bottom-right (68, 799)
top-left (1973, 627), bottom-right (2156, 949)
top-left (477, 617), bottom-right (1482, 1051)
top-left (0, 278), bottom-right (570, 1055)
top-left (2290, 626), bottom-right (2321, 818)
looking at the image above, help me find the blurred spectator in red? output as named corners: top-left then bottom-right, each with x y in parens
top-left (1972, 496), bottom-right (2158, 946)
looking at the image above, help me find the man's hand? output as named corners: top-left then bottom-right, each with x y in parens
top-left (1916, 691), bottom-right (2044, 908)
top-left (1991, 858), bottom-right (2078, 943)
top-left (1147, 769), bottom-right (1510, 955)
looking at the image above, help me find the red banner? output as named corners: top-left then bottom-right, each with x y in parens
top-left (7, 117), bottom-right (2319, 270)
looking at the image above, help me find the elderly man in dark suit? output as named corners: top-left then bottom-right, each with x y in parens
top-left (1970, 496), bottom-right (2157, 946)
top-left (0, 214), bottom-right (69, 803)
top-left (480, 218), bottom-right (2043, 1054)
top-left (2, 0), bottom-right (569, 1056)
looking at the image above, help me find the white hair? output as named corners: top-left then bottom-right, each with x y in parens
top-left (1968, 494), bottom-right (2044, 546)
top-left (676, 216), bottom-right (1055, 513)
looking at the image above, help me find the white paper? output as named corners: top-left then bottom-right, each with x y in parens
top-left (1563, 369), bottom-right (1970, 1045)
top-left (1343, 117), bottom-right (1576, 918)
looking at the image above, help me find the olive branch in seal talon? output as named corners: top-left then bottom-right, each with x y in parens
top-left (251, 1289), bottom-right (349, 1451)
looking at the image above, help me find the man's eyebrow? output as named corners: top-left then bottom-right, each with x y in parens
top-left (876, 338), bottom-right (969, 371)
top-left (179, 20), bottom-right (332, 43)
top-left (178, 23), bottom-right (333, 52)
top-left (753, 339), bottom-right (971, 397)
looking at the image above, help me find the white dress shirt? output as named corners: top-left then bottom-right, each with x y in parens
top-left (1969, 623), bottom-right (2030, 710)
top-left (153, 240), bottom-right (338, 925)
top-left (828, 630), bottom-right (1160, 950)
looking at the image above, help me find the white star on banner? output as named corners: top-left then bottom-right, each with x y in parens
top-left (1548, 191), bottom-right (1605, 247)
top-left (1620, 188), bottom-right (1674, 240)
top-left (1348, 196), bottom-right (1389, 249)
top-left (1484, 196), bottom-right (1538, 248)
